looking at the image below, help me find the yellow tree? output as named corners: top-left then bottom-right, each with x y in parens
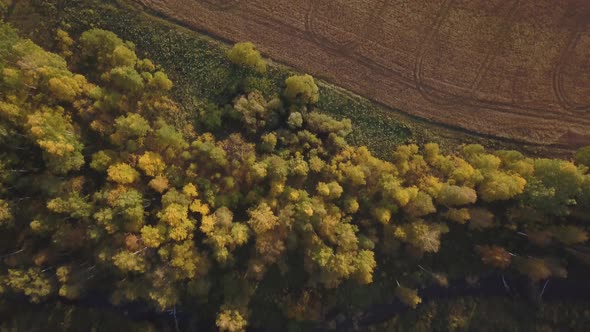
top-left (227, 42), bottom-right (267, 73)
top-left (138, 151), bottom-right (166, 177)
top-left (107, 163), bottom-right (140, 184)
top-left (26, 106), bottom-right (85, 174)
top-left (216, 309), bottom-right (248, 332)
top-left (284, 74), bottom-right (319, 105)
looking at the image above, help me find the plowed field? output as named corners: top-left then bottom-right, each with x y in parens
top-left (135, 0), bottom-right (590, 146)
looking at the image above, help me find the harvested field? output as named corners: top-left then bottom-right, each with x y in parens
top-left (135, 0), bottom-right (590, 147)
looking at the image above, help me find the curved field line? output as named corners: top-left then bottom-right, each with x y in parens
top-left (134, 0), bottom-right (590, 142)
top-left (413, 0), bottom-right (520, 106)
top-left (304, 0), bottom-right (389, 56)
top-left (248, 0), bottom-right (588, 124)
top-left (552, 30), bottom-right (590, 113)
top-left (215, 0), bottom-right (583, 122)
top-left (413, 0), bottom-right (456, 106)
top-left (304, 1), bottom-right (359, 55)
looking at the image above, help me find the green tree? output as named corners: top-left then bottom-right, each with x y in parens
top-left (234, 91), bottom-right (268, 133)
top-left (6, 268), bottom-right (53, 303)
top-left (47, 193), bottom-right (93, 219)
top-left (305, 111), bottom-right (352, 138)
top-left (107, 163), bottom-right (140, 184)
top-left (478, 171), bottom-right (526, 202)
top-left (109, 66), bottom-right (144, 93)
top-left (79, 28), bottom-right (135, 70)
top-left (284, 74), bottom-right (319, 105)
top-left (152, 119), bottom-right (188, 155)
top-left (149, 71), bottom-right (173, 91)
top-left (0, 21), bottom-right (19, 70)
top-left (575, 146), bottom-right (590, 166)
top-left (227, 42), bottom-right (267, 73)
top-left (111, 113), bottom-right (151, 147)
top-left (56, 29), bottom-right (74, 58)
top-left (523, 159), bottom-right (584, 216)
top-left (90, 150), bottom-right (117, 172)
top-left (26, 107), bottom-right (85, 174)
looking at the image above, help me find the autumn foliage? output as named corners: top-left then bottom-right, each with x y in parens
top-left (0, 23), bottom-right (589, 331)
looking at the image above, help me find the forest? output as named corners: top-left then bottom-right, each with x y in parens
top-left (1, 5), bottom-right (590, 332)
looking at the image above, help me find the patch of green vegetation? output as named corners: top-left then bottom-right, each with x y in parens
top-left (316, 84), bottom-right (412, 157)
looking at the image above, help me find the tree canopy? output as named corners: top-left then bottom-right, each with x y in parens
top-left (0, 21), bottom-right (589, 332)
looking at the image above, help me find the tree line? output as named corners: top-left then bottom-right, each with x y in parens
top-left (0, 22), bottom-right (589, 331)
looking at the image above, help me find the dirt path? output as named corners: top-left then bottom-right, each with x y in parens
top-left (135, 0), bottom-right (590, 147)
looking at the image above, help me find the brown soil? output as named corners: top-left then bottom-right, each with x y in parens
top-left (135, 0), bottom-right (590, 147)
